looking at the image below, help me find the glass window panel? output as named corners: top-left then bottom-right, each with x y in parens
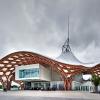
top-left (19, 68), bottom-right (39, 78)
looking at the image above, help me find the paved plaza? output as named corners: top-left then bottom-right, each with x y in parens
top-left (0, 90), bottom-right (100, 100)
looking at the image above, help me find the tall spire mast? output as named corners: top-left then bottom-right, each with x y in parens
top-left (68, 16), bottom-right (69, 44)
top-left (62, 16), bottom-right (71, 53)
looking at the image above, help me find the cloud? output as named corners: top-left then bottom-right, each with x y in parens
top-left (76, 41), bottom-right (100, 63)
top-left (0, 0), bottom-right (100, 63)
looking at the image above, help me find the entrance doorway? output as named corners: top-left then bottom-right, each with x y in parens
top-left (24, 81), bottom-right (50, 90)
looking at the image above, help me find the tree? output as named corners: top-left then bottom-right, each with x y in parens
top-left (91, 74), bottom-right (100, 93)
top-left (0, 85), bottom-right (2, 89)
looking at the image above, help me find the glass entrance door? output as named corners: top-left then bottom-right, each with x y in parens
top-left (32, 82), bottom-right (50, 90)
top-left (34, 82), bottom-right (39, 90)
top-left (24, 82), bottom-right (31, 90)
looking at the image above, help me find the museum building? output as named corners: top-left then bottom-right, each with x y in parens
top-left (0, 20), bottom-right (100, 91)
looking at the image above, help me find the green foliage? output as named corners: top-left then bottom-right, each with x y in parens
top-left (11, 85), bottom-right (19, 88)
top-left (91, 74), bottom-right (100, 86)
top-left (0, 85), bottom-right (2, 89)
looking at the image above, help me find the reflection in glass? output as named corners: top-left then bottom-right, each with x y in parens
top-left (19, 68), bottom-right (39, 78)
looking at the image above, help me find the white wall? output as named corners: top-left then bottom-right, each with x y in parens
top-left (15, 64), bottom-right (40, 80)
top-left (39, 64), bottom-right (51, 81)
top-left (52, 71), bottom-right (62, 81)
top-left (15, 64), bottom-right (51, 81)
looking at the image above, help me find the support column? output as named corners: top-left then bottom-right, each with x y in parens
top-left (20, 82), bottom-right (25, 90)
top-left (68, 79), bottom-right (72, 90)
top-left (2, 80), bottom-right (11, 91)
top-left (64, 79), bottom-right (68, 90)
top-left (7, 81), bottom-right (11, 90)
top-left (64, 78), bottom-right (72, 91)
top-left (51, 66), bottom-right (53, 81)
top-left (2, 82), bottom-right (7, 90)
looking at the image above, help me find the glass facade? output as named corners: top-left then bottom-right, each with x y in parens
top-left (19, 68), bottom-right (39, 78)
top-left (24, 81), bottom-right (50, 90)
top-left (24, 81), bottom-right (64, 90)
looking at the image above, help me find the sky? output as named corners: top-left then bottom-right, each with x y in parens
top-left (0, 0), bottom-right (100, 64)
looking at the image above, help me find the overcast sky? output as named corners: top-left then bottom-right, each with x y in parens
top-left (0, 0), bottom-right (100, 63)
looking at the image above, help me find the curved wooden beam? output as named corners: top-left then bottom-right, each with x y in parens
top-left (0, 51), bottom-right (99, 90)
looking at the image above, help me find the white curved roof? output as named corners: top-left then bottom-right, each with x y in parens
top-left (55, 51), bottom-right (98, 67)
top-left (56, 51), bottom-right (82, 65)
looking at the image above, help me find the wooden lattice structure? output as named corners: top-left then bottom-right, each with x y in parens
top-left (0, 51), bottom-right (100, 90)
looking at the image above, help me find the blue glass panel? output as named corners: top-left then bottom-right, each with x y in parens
top-left (19, 68), bottom-right (39, 78)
